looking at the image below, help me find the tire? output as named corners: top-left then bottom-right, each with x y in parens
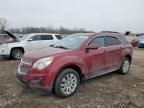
top-left (138, 46), bottom-right (141, 48)
top-left (54, 68), bottom-right (80, 98)
top-left (119, 57), bottom-right (130, 74)
top-left (11, 48), bottom-right (23, 60)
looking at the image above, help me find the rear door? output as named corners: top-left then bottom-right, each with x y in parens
top-left (26, 35), bottom-right (42, 51)
top-left (105, 36), bottom-right (122, 69)
top-left (40, 35), bottom-right (54, 48)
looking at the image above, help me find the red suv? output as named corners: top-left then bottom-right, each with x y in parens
top-left (17, 33), bottom-right (133, 97)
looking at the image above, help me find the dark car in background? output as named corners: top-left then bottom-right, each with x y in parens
top-left (138, 36), bottom-right (144, 48)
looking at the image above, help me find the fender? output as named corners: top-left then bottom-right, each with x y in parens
top-left (121, 46), bottom-right (133, 63)
top-left (45, 55), bottom-right (88, 87)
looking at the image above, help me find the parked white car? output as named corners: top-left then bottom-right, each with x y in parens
top-left (0, 31), bottom-right (62, 59)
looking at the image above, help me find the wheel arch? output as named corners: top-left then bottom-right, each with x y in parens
top-left (10, 47), bottom-right (25, 58)
top-left (125, 55), bottom-right (132, 63)
top-left (52, 64), bottom-right (83, 92)
top-left (56, 64), bottom-right (83, 81)
top-left (10, 47), bottom-right (25, 54)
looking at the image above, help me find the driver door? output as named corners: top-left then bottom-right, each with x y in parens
top-left (25, 35), bottom-right (42, 51)
top-left (84, 36), bottom-right (107, 77)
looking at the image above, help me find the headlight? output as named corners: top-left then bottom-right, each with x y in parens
top-left (1, 44), bottom-right (8, 48)
top-left (33, 57), bottom-right (53, 70)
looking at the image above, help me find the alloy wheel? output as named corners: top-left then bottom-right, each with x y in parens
top-left (60, 73), bottom-right (77, 95)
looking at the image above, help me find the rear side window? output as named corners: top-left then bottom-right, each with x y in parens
top-left (31, 35), bottom-right (41, 41)
top-left (55, 35), bottom-right (62, 40)
top-left (89, 37), bottom-right (105, 47)
top-left (105, 36), bottom-right (120, 46)
top-left (41, 35), bottom-right (53, 40)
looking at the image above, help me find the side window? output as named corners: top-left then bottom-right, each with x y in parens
top-left (31, 35), bottom-right (41, 41)
top-left (55, 35), bottom-right (62, 40)
top-left (105, 36), bottom-right (120, 46)
top-left (89, 37), bottom-right (105, 47)
top-left (41, 35), bottom-right (53, 40)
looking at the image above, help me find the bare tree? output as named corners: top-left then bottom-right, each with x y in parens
top-left (9, 26), bottom-right (92, 34)
top-left (0, 17), bottom-right (8, 33)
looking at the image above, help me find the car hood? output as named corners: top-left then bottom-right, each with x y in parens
top-left (24, 47), bottom-right (71, 60)
top-left (2, 30), bottom-right (20, 42)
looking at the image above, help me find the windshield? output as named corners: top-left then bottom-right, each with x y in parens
top-left (19, 34), bottom-right (30, 41)
top-left (53, 34), bottom-right (89, 49)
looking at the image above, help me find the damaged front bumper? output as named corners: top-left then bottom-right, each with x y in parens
top-left (16, 73), bottom-right (52, 95)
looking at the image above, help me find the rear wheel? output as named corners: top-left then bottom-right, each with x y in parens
top-left (119, 57), bottom-right (130, 74)
top-left (54, 68), bottom-right (80, 97)
top-left (138, 46), bottom-right (143, 48)
top-left (11, 48), bottom-right (23, 60)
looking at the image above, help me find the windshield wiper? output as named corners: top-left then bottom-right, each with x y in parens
top-left (54, 46), bottom-right (68, 49)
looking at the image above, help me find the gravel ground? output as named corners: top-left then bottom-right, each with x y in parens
top-left (0, 48), bottom-right (144, 108)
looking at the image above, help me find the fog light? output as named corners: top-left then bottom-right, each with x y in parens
top-left (31, 78), bottom-right (43, 84)
top-left (2, 49), bottom-right (4, 53)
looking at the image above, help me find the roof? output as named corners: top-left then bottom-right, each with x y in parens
top-left (28, 33), bottom-right (60, 35)
top-left (100, 31), bottom-right (121, 34)
top-left (68, 33), bottom-right (96, 37)
top-left (66, 32), bottom-right (125, 38)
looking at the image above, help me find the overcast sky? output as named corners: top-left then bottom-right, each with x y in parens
top-left (0, 0), bottom-right (144, 33)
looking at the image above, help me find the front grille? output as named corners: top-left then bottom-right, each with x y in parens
top-left (19, 65), bottom-right (29, 74)
top-left (21, 57), bottom-right (32, 65)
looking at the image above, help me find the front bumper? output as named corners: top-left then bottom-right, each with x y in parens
top-left (16, 72), bottom-right (52, 95)
top-left (0, 47), bottom-right (11, 55)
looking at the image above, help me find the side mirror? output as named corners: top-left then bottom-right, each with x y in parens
top-left (86, 44), bottom-right (98, 49)
top-left (27, 38), bottom-right (33, 41)
top-left (49, 44), bottom-right (54, 47)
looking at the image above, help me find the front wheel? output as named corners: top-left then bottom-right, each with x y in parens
top-left (11, 48), bottom-right (23, 60)
top-left (119, 57), bottom-right (131, 74)
top-left (54, 68), bottom-right (80, 98)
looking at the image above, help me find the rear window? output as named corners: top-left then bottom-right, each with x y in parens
top-left (55, 35), bottom-right (62, 40)
top-left (41, 35), bottom-right (53, 40)
top-left (106, 36), bottom-right (120, 46)
top-left (30, 35), bottom-right (53, 41)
